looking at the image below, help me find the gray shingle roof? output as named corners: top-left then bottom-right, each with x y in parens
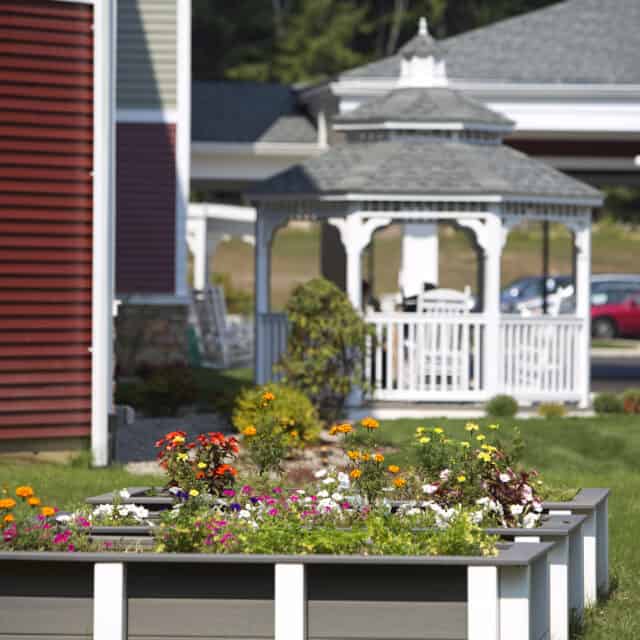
top-left (250, 139), bottom-right (601, 201)
top-left (334, 87), bottom-right (512, 128)
top-left (192, 81), bottom-right (316, 144)
top-left (341, 0), bottom-right (640, 84)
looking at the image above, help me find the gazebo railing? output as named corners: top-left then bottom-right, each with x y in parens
top-left (499, 315), bottom-right (584, 401)
top-left (365, 313), bottom-right (487, 401)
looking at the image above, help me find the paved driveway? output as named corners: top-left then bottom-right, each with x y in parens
top-left (592, 354), bottom-right (640, 392)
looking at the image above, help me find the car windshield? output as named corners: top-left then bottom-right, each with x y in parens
top-left (592, 283), bottom-right (640, 306)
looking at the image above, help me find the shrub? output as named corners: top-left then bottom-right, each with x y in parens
top-left (537, 402), bottom-right (567, 419)
top-left (232, 383), bottom-right (321, 445)
top-left (278, 278), bottom-right (371, 423)
top-left (593, 392), bottom-right (624, 415)
top-left (212, 272), bottom-right (253, 315)
top-left (485, 394), bottom-right (518, 418)
top-left (622, 388), bottom-right (640, 414)
top-left (137, 366), bottom-right (198, 417)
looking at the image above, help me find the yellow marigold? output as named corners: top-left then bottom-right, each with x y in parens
top-left (388, 465), bottom-right (400, 474)
top-left (243, 426), bottom-right (257, 437)
top-left (177, 452), bottom-right (189, 461)
top-left (361, 417), bottom-right (379, 430)
top-left (337, 423), bottom-right (353, 434)
top-left (28, 497), bottom-right (41, 507)
top-left (433, 427), bottom-right (444, 435)
top-left (0, 498), bottom-right (16, 510)
top-left (457, 474), bottom-right (467, 483)
top-left (460, 441), bottom-right (470, 448)
top-left (361, 453), bottom-right (370, 462)
top-left (15, 486), bottom-right (34, 498)
top-left (476, 434), bottom-right (486, 441)
top-left (328, 425), bottom-right (339, 436)
top-left (477, 452), bottom-right (492, 463)
top-left (350, 469), bottom-right (362, 479)
top-left (393, 477), bottom-right (407, 488)
top-left (3, 514), bottom-right (14, 523)
top-left (488, 424), bottom-right (500, 430)
top-left (289, 430), bottom-right (299, 439)
top-left (347, 450), bottom-right (360, 460)
top-left (41, 506), bottom-right (55, 518)
top-left (419, 436), bottom-right (431, 444)
top-left (464, 422), bottom-right (479, 432)
top-left (374, 453), bottom-right (384, 463)
top-left (443, 438), bottom-right (452, 445)
top-left (197, 461), bottom-right (207, 469)
top-left (172, 435), bottom-right (185, 444)
top-left (416, 426), bottom-right (426, 435)
top-left (189, 489), bottom-right (199, 497)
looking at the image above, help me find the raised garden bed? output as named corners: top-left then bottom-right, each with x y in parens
top-left (0, 542), bottom-right (552, 640)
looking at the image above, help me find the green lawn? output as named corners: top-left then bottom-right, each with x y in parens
top-left (1, 415), bottom-right (638, 637)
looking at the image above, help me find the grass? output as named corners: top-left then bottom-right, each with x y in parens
top-left (1, 414), bottom-right (638, 637)
top-left (212, 218), bottom-right (640, 310)
top-left (592, 339), bottom-right (640, 350)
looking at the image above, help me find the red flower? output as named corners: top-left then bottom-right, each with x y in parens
top-left (215, 464), bottom-right (237, 477)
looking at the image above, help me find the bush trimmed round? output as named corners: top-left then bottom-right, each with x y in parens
top-left (485, 394), bottom-right (518, 418)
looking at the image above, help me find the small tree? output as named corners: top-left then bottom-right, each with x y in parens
top-left (278, 278), bottom-right (371, 423)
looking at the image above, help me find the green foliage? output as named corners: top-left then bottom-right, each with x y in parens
top-left (212, 272), bottom-right (253, 315)
top-left (278, 278), bottom-right (371, 423)
top-left (537, 402), bottom-right (567, 419)
top-left (622, 389), bottom-right (640, 414)
top-left (593, 392), bottom-right (624, 415)
top-left (233, 383), bottom-right (321, 445)
top-left (134, 367), bottom-right (198, 417)
top-left (485, 394), bottom-right (518, 418)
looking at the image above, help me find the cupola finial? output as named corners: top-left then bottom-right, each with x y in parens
top-left (418, 16), bottom-right (428, 37)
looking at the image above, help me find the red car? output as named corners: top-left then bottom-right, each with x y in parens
top-left (591, 288), bottom-right (640, 338)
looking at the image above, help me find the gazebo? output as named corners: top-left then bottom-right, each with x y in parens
top-left (248, 19), bottom-right (602, 407)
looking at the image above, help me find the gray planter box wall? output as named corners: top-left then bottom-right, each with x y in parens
top-left (543, 488), bottom-right (610, 605)
top-left (0, 543), bottom-right (552, 640)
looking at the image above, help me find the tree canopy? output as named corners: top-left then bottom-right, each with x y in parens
top-left (192, 0), bottom-right (558, 84)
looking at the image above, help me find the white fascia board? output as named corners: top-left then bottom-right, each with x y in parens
top-left (191, 141), bottom-right (324, 157)
top-left (333, 121), bottom-right (511, 133)
top-left (537, 156), bottom-right (640, 171)
top-left (188, 203), bottom-right (256, 223)
top-left (117, 294), bottom-right (192, 306)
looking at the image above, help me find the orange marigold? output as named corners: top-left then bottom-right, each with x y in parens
top-left (28, 497), bottom-right (41, 507)
top-left (393, 477), bottom-right (407, 488)
top-left (337, 424), bottom-right (353, 434)
top-left (261, 391), bottom-right (275, 404)
top-left (347, 450), bottom-right (360, 460)
top-left (3, 514), bottom-right (14, 523)
top-left (215, 464), bottom-right (237, 477)
top-left (387, 465), bottom-right (400, 474)
top-left (361, 417), bottom-right (379, 430)
top-left (374, 453), bottom-right (384, 463)
top-left (243, 426), bottom-right (257, 437)
top-left (0, 498), bottom-right (16, 510)
top-left (15, 486), bottom-right (34, 498)
top-left (41, 506), bottom-right (56, 518)
top-left (350, 469), bottom-right (362, 479)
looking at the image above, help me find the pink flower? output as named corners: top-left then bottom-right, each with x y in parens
top-left (67, 544), bottom-right (75, 552)
top-left (223, 489), bottom-right (236, 497)
top-left (241, 485), bottom-right (252, 495)
top-left (267, 508), bottom-right (278, 517)
top-left (219, 533), bottom-right (234, 545)
top-left (273, 487), bottom-right (282, 494)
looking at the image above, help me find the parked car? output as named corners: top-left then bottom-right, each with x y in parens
top-left (500, 275), bottom-right (573, 313)
top-left (590, 275), bottom-right (640, 338)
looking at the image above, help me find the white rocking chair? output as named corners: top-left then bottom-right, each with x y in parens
top-left (192, 285), bottom-right (253, 367)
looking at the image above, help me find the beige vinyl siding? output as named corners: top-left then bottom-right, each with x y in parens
top-left (117, 0), bottom-right (177, 110)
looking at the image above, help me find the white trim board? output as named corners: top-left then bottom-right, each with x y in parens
top-left (91, 0), bottom-right (116, 467)
top-left (117, 109), bottom-right (178, 124)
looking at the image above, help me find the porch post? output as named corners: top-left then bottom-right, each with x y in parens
top-left (399, 222), bottom-right (439, 298)
top-left (574, 217), bottom-right (592, 408)
top-left (187, 218), bottom-right (217, 291)
top-left (483, 213), bottom-right (504, 398)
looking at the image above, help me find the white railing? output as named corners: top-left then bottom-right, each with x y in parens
top-left (255, 313), bottom-right (289, 384)
top-left (499, 315), bottom-right (584, 400)
top-left (366, 313), bottom-right (487, 401)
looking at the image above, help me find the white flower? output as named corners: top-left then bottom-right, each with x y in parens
top-left (316, 490), bottom-right (329, 499)
top-left (523, 512), bottom-right (540, 529)
top-left (405, 507), bottom-right (421, 516)
top-left (296, 489), bottom-right (306, 495)
top-left (510, 504), bottom-right (524, 516)
top-left (423, 483), bottom-right (439, 495)
top-left (337, 472), bottom-right (351, 489)
top-left (471, 510), bottom-right (484, 524)
top-left (521, 484), bottom-right (533, 502)
top-left (475, 497), bottom-right (490, 506)
top-left (118, 489), bottom-right (131, 499)
top-left (314, 469), bottom-right (328, 479)
top-left (439, 469), bottom-right (451, 481)
top-left (331, 492), bottom-right (344, 502)
top-left (322, 477), bottom-right (336, 485)
top-left (238, 509), bottom-right (251, 519)
top-left (499, 473), bottom-right (511, 483)
top-left (56, 514), bottom-right (72, 523)
top-left (532, 500), bottom-right (543, 513)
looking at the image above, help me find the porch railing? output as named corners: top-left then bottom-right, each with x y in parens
top-left (365, 313), bottom-right (487, 401)
top-left (255, 312), bottom-right (288, 384)
top-left (499, 315), bottom-right (584, 401)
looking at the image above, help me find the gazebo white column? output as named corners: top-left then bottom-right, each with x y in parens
top-left (399, 222), bottom-right (439, 297)
top-left (574, 217), bottom-right (592, 408)
top-left (329, 214), bottom-right (391, 310)
top-left (459, 214), bottom-right (504, 397)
